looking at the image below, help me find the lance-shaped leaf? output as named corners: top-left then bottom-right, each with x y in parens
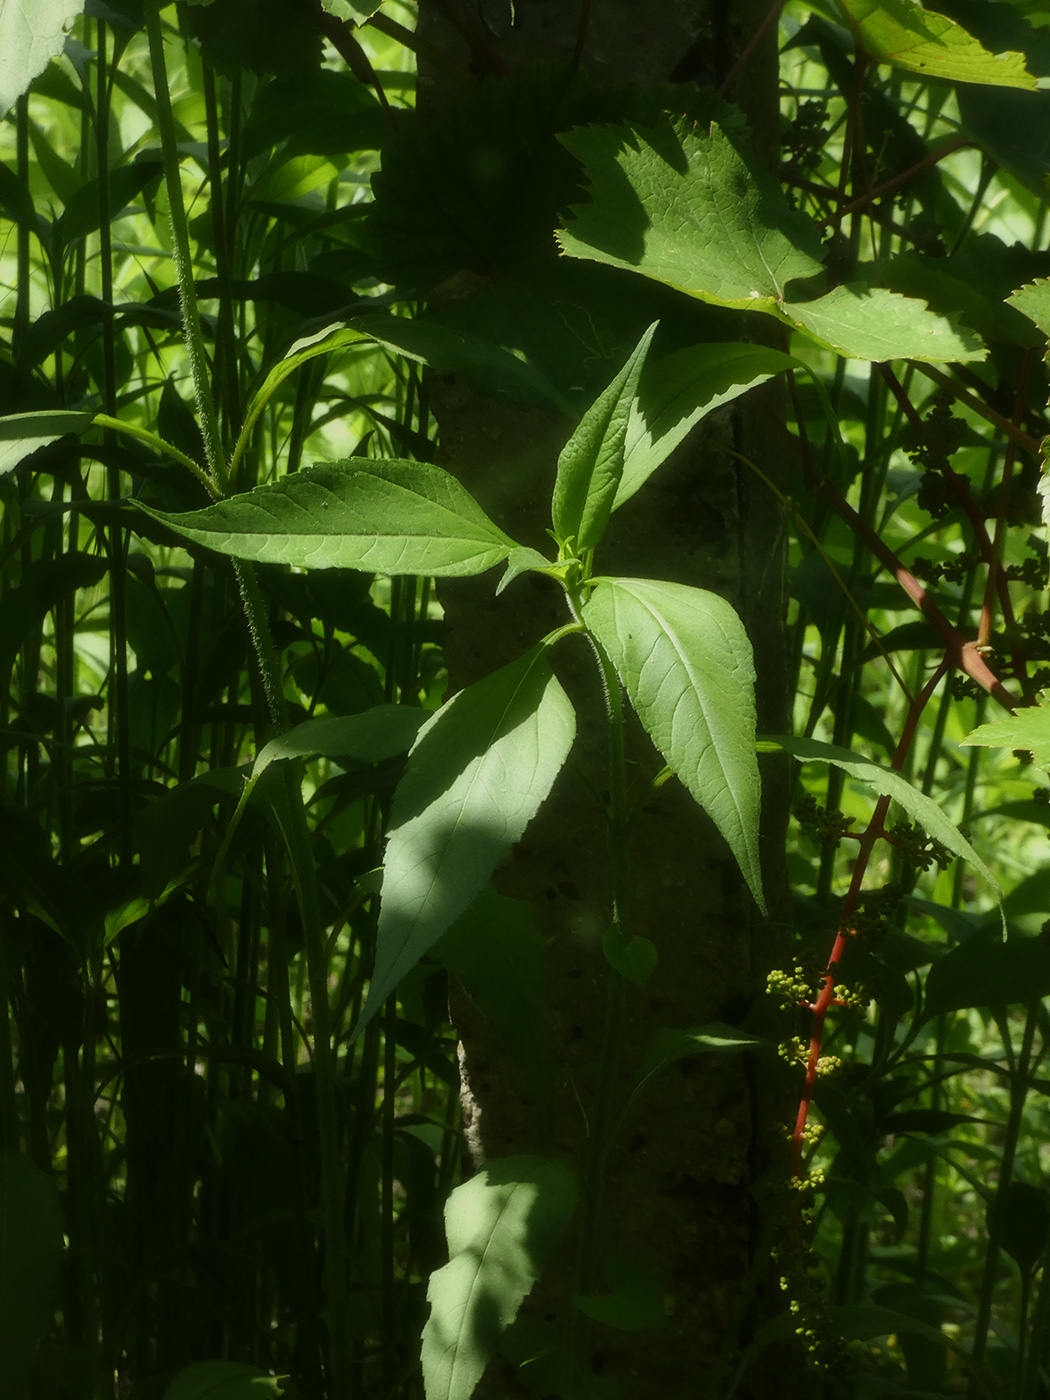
top-left (138, 459), bottom-right (518, 577)
top-left (551, 321), bottom-right (657, 552)
top-left (421, 1156), bottom-right (578, 1400)
top-left (251, 706), bottom-right (425, 779)
top-left (582, 578), bottom-right (765, 914)
top-left (837, 0), bottom-right (1036, 90)
top-left (618, 343), bottom-right (795, 509)
top-left (356, 644), bottom-right (575, 1035)
top-left (557, 116), bottom-right (825, 315)
top-left (765, 734), bottom-right (1002, 906)
top-left (0, 409), bottom-right (94, 475)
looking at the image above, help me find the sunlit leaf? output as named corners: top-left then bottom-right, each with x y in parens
top-left (583, 578), bottom-right (765, 914)
top-left (356, 643), bottom-right (575, 1035)
top-left (963, 704), bottom-right (1050, 769)
top-left (421, 1156), bottom-right (578, 1400)
top-left (0, 409), bottom-right (94, 475)
top-left (836, 0), bottom-right (1036, 89)
top-left (557, 116), bottom-right (825, 314)
top-left (618, 343), bottom-right (794, 509)
top-left (551, 321), bottom-right (657, 552)
top-left (766, 735), bottom-right (1002, 904)
top-left (251, 706), bottom-right (425, 778)
top-left (138, 460), bottom-right (517, 577)
top-left (0, 0), bottom-right (86, 119)
top-left (785, 283), bottom-right (986, 363)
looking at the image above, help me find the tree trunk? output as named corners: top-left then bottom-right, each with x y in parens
top-left (414, 4), bottom-right (800, 1395)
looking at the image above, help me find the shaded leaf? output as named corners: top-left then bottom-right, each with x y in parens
top-left (139, 460), bottom-right (517, 577)
top-left (574, 1254), bottom-right (668, 1332)
top-left (0, 1152), bottom-right (64, 1393)
top-left (436, 890), bottom-right (556, 1127)
top-left (923, 932), bottom-right (1050, 1019)
top-left (583, 578), bottom-right (765, 913)
top-left (552, 322), bottom-right (657, 552)
top-left (162, 1360), bottom-right (290, 1400)
top-left (1009, 278), bottom-right (1050, 341)
top-left (602, 927), bottom-right (658, 987)
top-left (421, 1156), bottom-right (578, 1400)
top-left (357, 644), bottom-right (575, 1035)
top-left (990, 1181), bottom-right (1049, 1275)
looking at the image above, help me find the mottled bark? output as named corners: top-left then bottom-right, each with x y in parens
top-left (417, 4), bottom-right (800, 1395)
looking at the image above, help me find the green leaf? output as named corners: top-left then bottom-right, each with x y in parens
top-left (0, 1152), bottom-right (64, 1393)
top-left (636, 1022), bottom-right (767, 1082)
top-left (436, 890), bottom-right (556, 1127)
top-left (556, 116), bottom-right (826, 313)
top-left (602, 926), bottom-right (658, 987)
top-left (162, 1360), bottom-right (290, 1400)
top-left (138, 460), bottom-right (517, 577)
top-left (551, 322), bottom-right (657, 552)
top-left (990, 1181), bottom-right (1050, 1275)
top-left (765, 735), bottom-right (1002, 907)
top-left (923, 931), bottom-right (1050, 1019)
top-left (574, 1254), bottom-right (669, 1332)
top-left (618, 343), bottom-right (795, 510)
top-left (0, 0), bottom-right (86, 119)
top-left (495, 547), bottom-right (560, 597)
top-left (1008, 278), bottom-right (1050, 342)
top-left (421, 1156), bottom-right (578, 1400)
top-left (251, 706), bottom-right (425, 779)
top-left (0, 409), bottom-right (94, 475)
top-left (357, 644), bottom-right (575, 1035)
top-left (785, 283), bottom-right (986, 363)
top-left (582, 578), bottom-right (765, 914)
top-left (836, 0), bottom-right (1037, 89)
top-left (963, 705), bottom-right (1050, 769)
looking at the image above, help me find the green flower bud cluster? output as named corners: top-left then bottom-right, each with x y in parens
top-left (795, 790), bottom-right (855, 847)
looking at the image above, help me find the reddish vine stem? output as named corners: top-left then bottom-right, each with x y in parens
top-left (792, 659), bottom-right (950, 1174)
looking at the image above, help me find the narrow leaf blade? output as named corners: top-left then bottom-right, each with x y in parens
top-left (551, 322), bottom-right (657, 551)
top-left (767, 735), bottom-right (1002, 905)
top-left (357, 645), bottom-right (576, 1034)
top-left (583, 578), bottom-right (765, 914)
top-left (138, 459), bottom-right (516, 577)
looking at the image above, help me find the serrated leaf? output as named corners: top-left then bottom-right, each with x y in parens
top-left (0, 0), bottom-right (86, 119)
top-left (0, 409), bottom-right (94, 475)
top-left (1009, 279), bottom-right (1050, 341)
top-left (618, 343), bottom-right (794, 510)
top-left (582, 578), bottom-right (765, 914)
top-left (557, 116), bottom-right (825, 313)
top-left (138, 460), bottom-right (517, 577)
top-left (767, 734), bottom-right (1002, 905)
top-left (551, 322), bottom-right (657, 552)
top-left (837, 0), bottom-right (1037, 89)
top-left (786, 283), bottom-right (986, 362)
top-left (421, 1156), bottom-right (578, 1400)
top-left (356, 644), bottom-right (575, 1035)
top-left (251, 706), bottom-right (425, 779)
top-left (963, 706), bottom-right (1050, 769)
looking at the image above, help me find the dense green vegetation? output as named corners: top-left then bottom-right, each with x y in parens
top-left (4, 2), bottom-right (1050, 1398)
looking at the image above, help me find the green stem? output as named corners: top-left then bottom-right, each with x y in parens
top-left (144, 1), bottom-right (227, 492)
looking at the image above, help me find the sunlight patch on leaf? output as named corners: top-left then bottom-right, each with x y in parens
top-left (0, 0), bottom-right (85, 119)
top-left (836, 0), bottom-right (1036, 90)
